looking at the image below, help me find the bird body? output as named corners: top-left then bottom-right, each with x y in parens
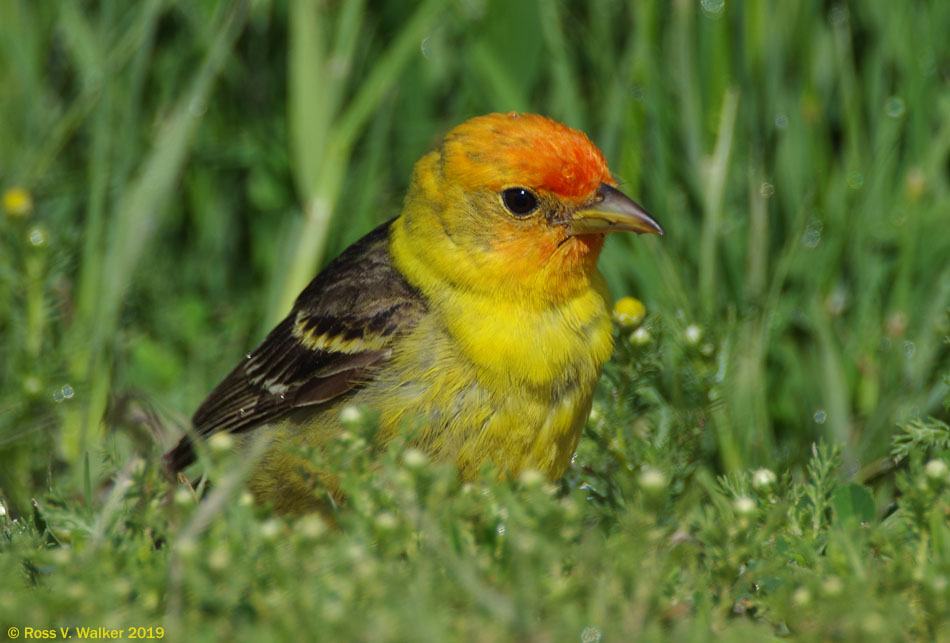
top-left (165, 113), bottom-right (662, 512)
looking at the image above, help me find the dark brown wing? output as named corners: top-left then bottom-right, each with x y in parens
top-left (163, 219), bottom-right (426, 471)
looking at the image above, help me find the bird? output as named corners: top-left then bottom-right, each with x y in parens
top-left (163, 112), bottom-right (663, 513)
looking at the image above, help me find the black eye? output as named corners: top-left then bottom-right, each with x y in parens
top-left (502, 187), bottom-right (539, 216)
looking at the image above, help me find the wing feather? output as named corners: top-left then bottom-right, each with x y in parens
top-left (163, 219), bottom-right (426, 471)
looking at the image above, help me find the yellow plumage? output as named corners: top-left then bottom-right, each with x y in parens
top-left (164, 113), bottom-right (662, 513)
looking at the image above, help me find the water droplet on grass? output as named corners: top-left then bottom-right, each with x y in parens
top-left (802, 218), bottom-right (823, 248)
top-left (760, 182), bottom-right (775, 198)
top-left (884, 96), bottom-right (905, 118)
top-left (903, 341), bottom-right (916, 358)
top-left (28, 227), bottom-right (46, 246)
top-left (775, 113), bottom-right (789, 129)
top-left (701, 0), bottom-right (725, 16)
top-left (814, 410), bottom-right (827, 424)
top-left (62, 385), bottom-right (74, 399)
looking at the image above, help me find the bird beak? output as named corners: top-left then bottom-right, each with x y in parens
top-left (570, 184), bottom-right (664, 236)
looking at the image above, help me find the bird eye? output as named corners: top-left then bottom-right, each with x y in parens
top-left (501, 187), bottom-right (539, 216)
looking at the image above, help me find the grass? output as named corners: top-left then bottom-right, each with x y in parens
top-left (1, 0), bottom-right (949, 640)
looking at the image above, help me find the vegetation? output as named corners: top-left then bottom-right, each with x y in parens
top-left (1, 1), bottom-right (948, 640)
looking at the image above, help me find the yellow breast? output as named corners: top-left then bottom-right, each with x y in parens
top-left (365, 274), bottom-right (614, 480)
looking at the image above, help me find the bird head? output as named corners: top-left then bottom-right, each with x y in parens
top-left (396, 112), bottom-right (662, 303)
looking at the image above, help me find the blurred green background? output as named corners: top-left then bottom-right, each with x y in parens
top-left (2, 0), bottom-right (950, 639)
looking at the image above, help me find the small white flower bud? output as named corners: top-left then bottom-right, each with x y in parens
top-left (403, 448), bottom-right (428, 469)
top-left (734, 496), bottom-right (756, 516)
top-left (792, 586), bottom-right (811, 606)
top-left (208, 432), bottom-right (234, 454)
top-left (339, 404), bottom-right (364, 426)
top-left (752, 468), bottom-right (777, 490)
top-left (630, 327), bottom-right (651, 346)
top-left (684, 324), bottom-right (703, 345)
top-left (925, 459), bottom-right (948, 480)
top-left (638, 467), bottom-right (667, 492)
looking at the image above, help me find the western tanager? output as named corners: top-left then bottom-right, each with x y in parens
top-left (164, 112), bottom-right (662, 512)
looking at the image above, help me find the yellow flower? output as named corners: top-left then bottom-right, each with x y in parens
top-left (612, 296), bottom-right (646, 327)
top-left (3, 187), bottom-right (33, 218)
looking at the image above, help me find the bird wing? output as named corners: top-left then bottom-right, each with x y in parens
top-left (163, 219), bottom-right (426, 471)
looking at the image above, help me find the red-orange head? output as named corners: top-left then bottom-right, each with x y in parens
top-left (441, 112), bottom-right (612, 202)
top-left (395, 112), bottom-right (662, 302)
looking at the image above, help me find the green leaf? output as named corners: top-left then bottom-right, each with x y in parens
top-left (831, 483), bottom-right (876, 525)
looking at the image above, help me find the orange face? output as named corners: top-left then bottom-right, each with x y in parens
top-left (400, 112), bottom-right (661, 302)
